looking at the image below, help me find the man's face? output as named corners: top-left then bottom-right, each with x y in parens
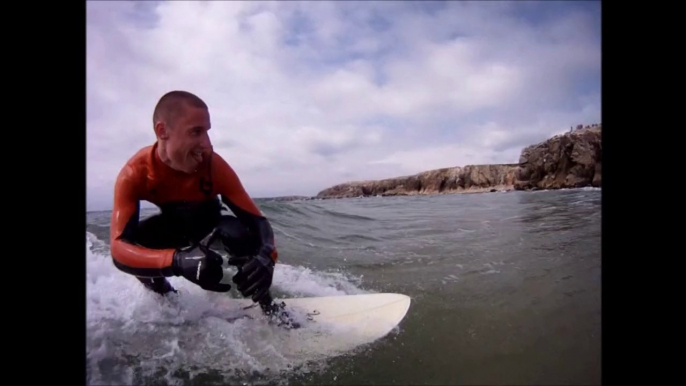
top-left (158, 105), bottom-right (213, 173)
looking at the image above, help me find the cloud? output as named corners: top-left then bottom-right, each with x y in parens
top-left (87, 0), bottom-right (601, 211)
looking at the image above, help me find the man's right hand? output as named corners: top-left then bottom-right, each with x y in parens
top-left (172, 243), bottom-right (232, 292)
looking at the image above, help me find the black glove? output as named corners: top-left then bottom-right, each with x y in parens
top-left (172, 241), bottom-right (232, 293)
top-left (232, 244), bottom-right (275, 302)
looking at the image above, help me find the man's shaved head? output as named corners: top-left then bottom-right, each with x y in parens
top-left (153, 90), bottom-right (208, 128)
top-left (153, 90), bottom-right (213, 174)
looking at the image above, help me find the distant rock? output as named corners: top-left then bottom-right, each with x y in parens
top-left (316, 164), bottom-right (518, 199)
top-left (514, 124), bottom-right (601, 190)
top-left (314, 123), bottom-right (601, 200)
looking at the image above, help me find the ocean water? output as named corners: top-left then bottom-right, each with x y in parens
top-left (86, 187), bottom-right (601, 385)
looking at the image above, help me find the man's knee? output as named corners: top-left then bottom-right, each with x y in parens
top-left (135, 213), bottom-right (200, 249)
top-left (213, 216), bottom-right (260, 257)
top-left (133, 214), bottom-right (183, 249)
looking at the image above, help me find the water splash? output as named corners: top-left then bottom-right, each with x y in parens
top-left (86, 232), bottom-right (370, 385)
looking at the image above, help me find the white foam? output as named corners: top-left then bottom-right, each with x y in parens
top-left (442, 274), bottom-right (460, 284)
top-left (273, 265), bottom-right (369, 298)
top-left (475, 263), bottom-right (501, 275)
top-left (86, 232), bottom-right (369, 385)
top-left (531, 186), bottom-right (601, 194)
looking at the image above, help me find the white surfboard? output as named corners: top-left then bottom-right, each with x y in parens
top-left (210, 293), bottom-right (411, 358)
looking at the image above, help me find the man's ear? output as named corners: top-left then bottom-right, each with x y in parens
top-left (154, 121), bottom-right (170, 140)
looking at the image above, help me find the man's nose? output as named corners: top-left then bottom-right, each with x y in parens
top-left (201, 131), bottom-right (213, 151)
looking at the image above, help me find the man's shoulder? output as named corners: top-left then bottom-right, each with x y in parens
top-left (127, 145), bottom-right (155, 165)
top-left (209, 151), bottom-right (243, 189)
top-left (117, 145), bottom-right (154, 182)
top-left (210, 151), bottom-right (234, 171)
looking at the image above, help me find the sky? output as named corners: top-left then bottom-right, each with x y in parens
top-left (87, 0), bottom-right (601, 211)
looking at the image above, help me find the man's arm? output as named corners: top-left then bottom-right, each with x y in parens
top-left (109, 164), bottom-right (176, 277)
top-left (213, 155), bottom-right (278, 262)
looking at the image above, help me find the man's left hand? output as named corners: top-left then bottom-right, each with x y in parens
top-left (232, 244), bottom-right (275, 302)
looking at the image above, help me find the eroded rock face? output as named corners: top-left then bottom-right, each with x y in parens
top-left (514, 125), bottom-right (601, 190)
top-left (459, 165), bottom-right (518, 189)
top-left (316, 165), bottom-right (519, 199)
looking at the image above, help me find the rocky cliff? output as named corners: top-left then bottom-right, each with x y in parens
top-left (316, 164), bottom-right (519, 199)
top-left (315, 123), bottom-right (601, 199)
top-left (514, 124), bottom-right (601, 190)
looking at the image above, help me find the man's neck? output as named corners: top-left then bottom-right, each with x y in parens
top-left (155, 141), bottom-right (198, 175)
top-left (156, 141), bottom-right (174, 169)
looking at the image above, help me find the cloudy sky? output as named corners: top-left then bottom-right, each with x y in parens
top-left (86, 1), bottom-right (601, 211)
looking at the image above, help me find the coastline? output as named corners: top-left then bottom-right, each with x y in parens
top-left (313, 124), bottom-right (601, 200)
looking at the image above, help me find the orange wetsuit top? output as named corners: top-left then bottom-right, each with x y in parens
top-left (109, 142), bottom-right (277, 277)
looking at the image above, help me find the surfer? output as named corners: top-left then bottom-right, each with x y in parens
top-left (109, 90), bottom-right (279, 309)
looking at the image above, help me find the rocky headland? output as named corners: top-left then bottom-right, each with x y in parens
top-left (514, 124), bottom-right (601, 190)
top-left (315, 123), bottom-right (601, 199)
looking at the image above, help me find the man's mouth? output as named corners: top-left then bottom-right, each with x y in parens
top-left (191, 150), bottom-right (204, 163)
